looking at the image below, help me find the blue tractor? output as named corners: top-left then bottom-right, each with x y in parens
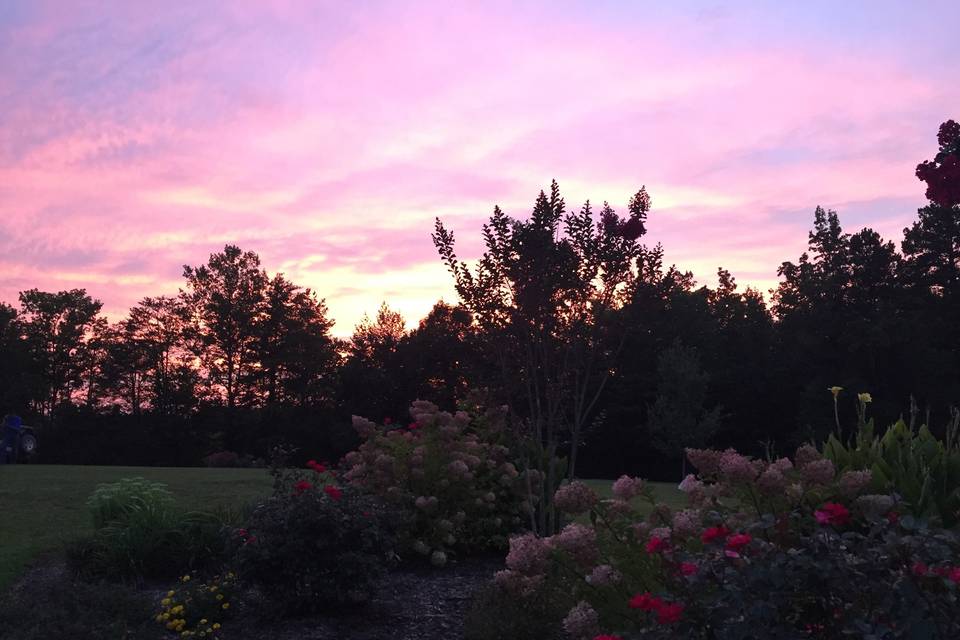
top-left (1, 414), bottom-right (37, 464)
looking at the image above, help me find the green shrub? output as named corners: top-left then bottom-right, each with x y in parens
top-left (232, 464), bottom-right (397, 614)
top-left (86, 476), bottom-right (175, 529)
top-left (343, 399), bottom-right (528, 563)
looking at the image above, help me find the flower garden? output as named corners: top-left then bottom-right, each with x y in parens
top-left (2, 392), bottom-right (959, 640)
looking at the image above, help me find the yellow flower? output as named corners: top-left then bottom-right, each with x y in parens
top-left (828, 386), bottom-right (843, 398)
top-left (161, 598), bottom-right (171, 606)
top-left (226, 572), bottom-right (235, 579)
top-left (162, 613), bottom-right (170, 621)
top-left (212, 623), bottom-right (221, 630)
top-left (210, 586), bottom-right (218, 592)
top-left (200, 619), bottom-right (208, 625)
top-left (155, 615), bottom-right (164, 623)
top-left (166, 621), bottom-right (177, 630)
top-left (216, 594), bottom-right (224, 601)
top-left (207, 628), bottom-right (213, 634)
top-left (181, 575), bottom-right (191, 583)
top-left (167, 590), bottom-right (176, 597)
top-left (858, 392), bottom-right (873, 404)
top-left (221, 603), bottom-right (230, 610)
top-left (181, 633), bottom-right (190, 638)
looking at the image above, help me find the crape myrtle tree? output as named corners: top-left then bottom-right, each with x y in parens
top-left (433, 180), bottom-right (650, 534)
top-left (901, 119), bottom-right (960, 409)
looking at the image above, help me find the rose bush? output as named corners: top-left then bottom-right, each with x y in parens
top-left (231, 459), bottom-right (398, 614)
top-left (342, 399), bottom-right (529, 563)
top-left (488, 446), bottom-right (960, 639)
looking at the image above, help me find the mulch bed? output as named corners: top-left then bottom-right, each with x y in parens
top-left (231, 555), bottom-right (503, 640)
top-left (7, 555), bottom-right (503, 640)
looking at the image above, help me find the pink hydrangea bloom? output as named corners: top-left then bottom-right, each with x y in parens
top-left (800, 459), bottom-right (836, 486)
top-left (554, 481), bottom-right (599, 515)
top-left (794, 444), bottom-right (822, 468)
top-left (562, 601), bottom-right (599, 638)
top-left (685, 448), bottom-right (724, 476)
top-left (719, 450), bottom-right (762, 483)
top-left (678, 474), bottom-right (704, 494)
top-left (757, 467), bottom-right (788, 494)
top-left (505, 533), bottom-right (551, 576)
top-left (612, 475), bottom-right (644, 501)
top-left (838, 470), bottom-right (872, 497)
top-left (586, 564), bottom-right (622, 586)
top-left (550, 523), bottom-right (598, 567)
top-left (671, 509), bottom-right (701, 538)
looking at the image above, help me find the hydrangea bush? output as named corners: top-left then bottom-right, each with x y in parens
top-left (342, 400), bottom-right (529, 563)
top-left (491, 446), bottom-right (960, 639)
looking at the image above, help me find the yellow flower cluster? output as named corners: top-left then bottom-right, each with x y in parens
top-left (155, 574), bottom-right (234, 638)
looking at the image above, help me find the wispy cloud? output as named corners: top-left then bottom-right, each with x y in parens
top-left (0, 1), bottom-right (956, 334)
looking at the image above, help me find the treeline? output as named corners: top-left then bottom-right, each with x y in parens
top-left (1, 120), bottom-right (958, 478)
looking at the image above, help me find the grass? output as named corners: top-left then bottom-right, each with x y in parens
top-left (582, 478), bottom-right (685, 510)
top-left (0, 465), bottom-right (686, 591)
top-left (0, 464), bottom-right (272, 590)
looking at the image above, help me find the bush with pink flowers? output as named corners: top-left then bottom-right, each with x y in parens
top-left (485, 447), bottom-right (960, 639)
top-left (342, 399), bottom-right (529, 563)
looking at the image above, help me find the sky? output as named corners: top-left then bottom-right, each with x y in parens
top-left (1, 1), bottom-right (957, 336)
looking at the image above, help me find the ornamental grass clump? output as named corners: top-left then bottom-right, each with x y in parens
top-left (68, 477), bottom-right (234, 581)
top-left (484, 447), bottom-right (960, 639)
top-left (342, 399), bottom-right (528, 562)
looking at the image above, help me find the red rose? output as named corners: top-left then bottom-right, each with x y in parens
top-left (645, 536), bottom-right (669, 554)
top-left (679, 562), bottom-right (698, 576)
top-left (815, 502), bottom-right (851, 527)
top-left (324, 485), bottom-right (343, 501)
top-left (656, 601), bottom-right (684, 624)
top-left (293, 480), bottom-right (313, 496)
top-left (628, 592), bottom-right (663, 611)
top-left (912, 562), bottom-right (929, 577)
top-left (701, 525), bottom-right (729, 544)
top-left (725, 533), bottom-right (752, 553)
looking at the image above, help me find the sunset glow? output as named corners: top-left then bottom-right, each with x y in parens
top-left (1, 1), bottom-right (957, 334)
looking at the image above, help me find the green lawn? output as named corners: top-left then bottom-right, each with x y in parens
top-left (582, 478), bottom-right (685, 510)
top-left (0, 466), bottom-right (684, 591)
top-left (0, 465), bottom-right (272, 590)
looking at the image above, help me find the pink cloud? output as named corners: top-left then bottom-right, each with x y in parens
top-left (0, 1), bottom-right (956, 334)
